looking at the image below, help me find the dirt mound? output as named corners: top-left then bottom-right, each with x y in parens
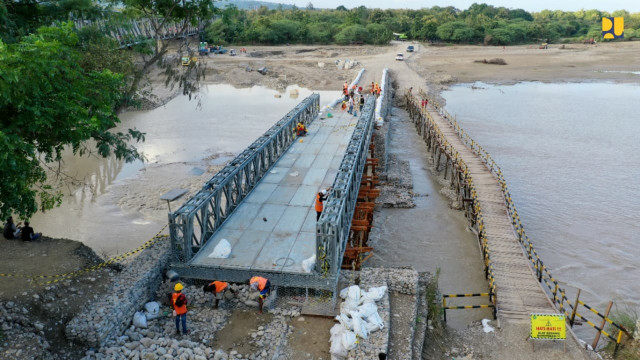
top-left (474, 58), bottom-right (507, 65)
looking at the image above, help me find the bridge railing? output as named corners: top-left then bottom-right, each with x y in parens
top-left (316, 95), bottom-right (376, 278)
top-left (418, 91), bottom-right (633, 351)
top-left (169, 94), bottom-right (320, 262)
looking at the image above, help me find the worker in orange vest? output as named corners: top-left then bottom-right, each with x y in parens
top-left (296, 122), bottom-right (307, 136)
top-left (172, 283), bottom-right (190, 335)
top-left (203, 280), bottom-right (234, 308)
top-left (315, 188), bottom-right (331, 221)
top-left (249, 276), bottom-right (271, 313)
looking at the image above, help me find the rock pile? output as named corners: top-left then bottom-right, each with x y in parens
top-left (66, 240), bottom-right (173, 347)
top-left (361, 267), bottom-right (418, 295)
top-left (84, 283), bottom-right (296, 360)
top-left (0, 302), bottom-right (51, 359)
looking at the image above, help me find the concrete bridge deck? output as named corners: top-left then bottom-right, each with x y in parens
top-left (190, 106), bottom-right (360, 276)
top-left (424, 104), bottom-right (556, 321)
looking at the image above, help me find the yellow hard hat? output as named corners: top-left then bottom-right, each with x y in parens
top-left (174, 283), bottom-right (184, 291)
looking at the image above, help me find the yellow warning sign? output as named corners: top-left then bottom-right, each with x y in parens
top-left (530, 314), bottom-right (566, 340)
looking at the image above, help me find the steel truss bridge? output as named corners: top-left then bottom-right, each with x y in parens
top-left (168, 94), bottom-right (377, 291)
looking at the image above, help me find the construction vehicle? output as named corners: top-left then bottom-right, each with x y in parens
top-left (209, 45), bottom-right (227, 54)
top-left (181, 56), bottom-right (197, 66)
top-left (539, 43), bottom-right (548, 49)
top-left (199, 42), bottom-right (208, 56)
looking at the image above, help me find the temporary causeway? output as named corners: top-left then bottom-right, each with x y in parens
top-left (405, 94), bottom-right (556, 322)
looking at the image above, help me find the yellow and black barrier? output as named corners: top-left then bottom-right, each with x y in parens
top-left (0, 224), bottom-right (169, 285)
top-left (442, 292), bottom-right (496, 322)
top-left (410, 90), bottom-right (634, 352)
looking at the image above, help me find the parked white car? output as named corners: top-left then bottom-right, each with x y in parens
top-left (395, 53), bottom-right (404, 61)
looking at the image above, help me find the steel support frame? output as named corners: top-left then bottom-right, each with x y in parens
top-left (316, 96), bottom-right (377, 280)
top-left (169, 94), bottom-right (320, 263)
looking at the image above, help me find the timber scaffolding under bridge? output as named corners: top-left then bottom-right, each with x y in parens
top-left (168, 78), bottom-right (389, 293)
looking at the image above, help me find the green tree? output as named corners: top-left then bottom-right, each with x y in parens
top-left (0, 23), bottom-right (144, 219)
top-left (366, 23), bottom-right (392, 44)
top-left (436, 21), bottom-right (476, 42)
top-left (334, 24), bottom-right (368, 44)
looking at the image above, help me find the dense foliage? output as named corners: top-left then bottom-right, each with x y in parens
top-left (206, 3), bottom-right (640, 45)
top-left (1, 0), bottom-right (213, 219)
top-left (0, 23), bottom-right (144, 218)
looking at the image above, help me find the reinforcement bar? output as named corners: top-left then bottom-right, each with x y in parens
top-left (169, 94), bottom-right (320, 262)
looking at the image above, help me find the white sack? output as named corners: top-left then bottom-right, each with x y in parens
top-left (301, 254), bottom-right (316, 273)
top-left (362, 286), bottom-right (387, 302)
top-left (208, 239), bottom-right (231, 258)
top-left (357, 302), bottom-right (378, 318)
top-left (341, 330), bottom-right (357, 350)
top-left (144, 301), bottom-right (161, 320)
top-left (132, 311), bottom-right (147, 329)
top-left (351, 311), bottom-right (368, 340)
top-left (367, 311), bottom-right (385, 331)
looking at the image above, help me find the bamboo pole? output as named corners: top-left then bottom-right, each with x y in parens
top-left (591, 301), bottom-right (613, 350)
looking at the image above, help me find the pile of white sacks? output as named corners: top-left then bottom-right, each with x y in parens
top-left (329, 285), bottom-right (387, 360)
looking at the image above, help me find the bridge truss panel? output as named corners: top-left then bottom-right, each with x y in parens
top-left (169, 94), bottom-right (320, 263)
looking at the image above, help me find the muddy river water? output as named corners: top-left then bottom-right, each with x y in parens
top-left (443, 82), bottom-right (640, 321)
top-left (31, 85), bottom-right (338, 256)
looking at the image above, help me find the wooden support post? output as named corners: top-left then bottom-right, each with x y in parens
top-left (591, 301), bottom-right (613, 350)
top-left (569, 289), bottom-right (581, 328)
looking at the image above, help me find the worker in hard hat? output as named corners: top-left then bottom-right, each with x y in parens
top-left (172, 283), bottom-right (190, 335)
top-left (248, 276), bottom-right (271, 314)
top-left (202, 280), bottom-right (234, 309)
top-left (296, 122), bottom-right (307, 137)
top-left (315, 187), bottom-right (331, 221)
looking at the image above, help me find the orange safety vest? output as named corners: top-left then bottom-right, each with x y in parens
top-left (250, 276), bottom-right (268, 291)
top-left (172, 292), bottom-right (187, 315)
top-left (209, 281), bottom-right (228, 293)
top-left (315, 193), bottom-right (324, 212)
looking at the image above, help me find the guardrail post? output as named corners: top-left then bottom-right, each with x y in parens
top-left (552, 283), bottom-right (558, 305)
top-left (591, 301), bottom-right (613, 350)
top-left (614, 329), bottom-right (623, 355)
top-left (443, 297), bottom-right (447, 323)
top-left (537, 261), bottom-right (543, 283)
top-left (569, 289), bottom-right (581, 328)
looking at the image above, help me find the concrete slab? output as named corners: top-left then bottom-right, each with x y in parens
top-left (282, 232), bottom-right (316, 273)
top-left (272, 206), bottom-right (309, 236)
top-left (289, 185), bottom-right (319, 207)
top-left (266, 185), bottom-right (299, 205)
top-left (301, 209), bottom-right (318, 233)
top-left (251, 233), bottom-right (298, 271)
top-left (223, 229), bottom-right (271, 268)
top-left (261, 167), bottom-right (289, 184)
top-left (245, 183), bottom-right (278, 204)
top-left (281, 167), bottom-right (309, 186)
top-left (302, 168), bottom-right (328, 187)
top-left (249, 204), bottom-right (287, 232)
top-left (223, 203), bottom-right (262, 231)
top-left (293, 153), bottom-right (317, 168)
top-left (311, 154), bottom-right (333, 169)
top-left (190, 229), bottom-right (244, 265)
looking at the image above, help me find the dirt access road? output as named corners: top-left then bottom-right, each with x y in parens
top-left (149, 40), bottom-right (640, 105)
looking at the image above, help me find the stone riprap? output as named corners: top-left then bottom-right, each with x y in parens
top-left (82, 283), bottom-right (296, 360)
top-left (411, 272), bottom-right (431, 360)
top-left (361, 267), bottom-right (418, 295)
top-left (66, 239), bottom-right (172, 348)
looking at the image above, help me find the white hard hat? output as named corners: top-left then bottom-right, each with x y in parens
top-left (321, 189), bottom-right (327, 195)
